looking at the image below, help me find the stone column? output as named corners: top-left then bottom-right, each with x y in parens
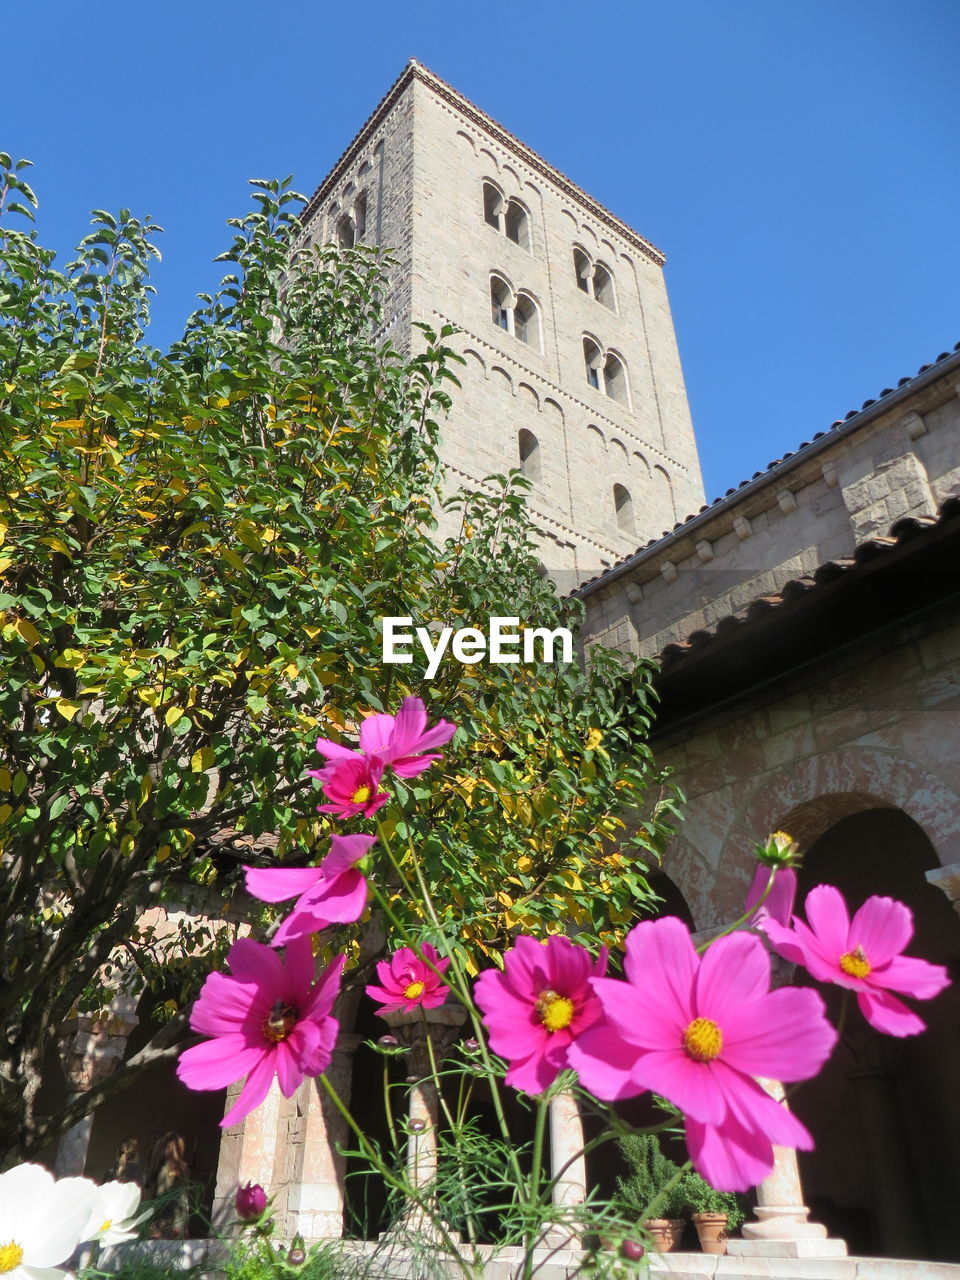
top-left (281, 1033), bottom-right (363, 1240)
top-left (728, 1079), bottom-right (848, 1260)
top-left (542, 1089), bottom-right (587, 1249)
top-left (926, 862), bottom-right (960, 916)
top-left (378, 1004), bottom-right (467, 1239)
top-left (54, 993), bottom-right (140, 1177)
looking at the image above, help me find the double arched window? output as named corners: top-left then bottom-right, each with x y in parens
top-left (582, 337), bottom-right (628, 405)
top-left (482, 181), bottom-right (530, 250)
top-left (490, 275), bottom-right (541, 349)
top-left (335, 192), bottom-right (367, 249)
top-left (573, 248), bottom-right (616, 312)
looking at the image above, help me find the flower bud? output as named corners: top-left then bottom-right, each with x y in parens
top-left (755, 830), bottom-right (801, 869)
top-left (378, 1035), bottom-right (400, 1049)
top-left (288, 1248), bottom-right (306, 1266)
top-left (463, 1038), bottom-right (480, 1053)
top-left (621, 1240), bottom-right (645, 1261)
top-left (235, 1180), bottom-right (268, 1220)
top-left (409, 1118), bottom-right (426, 1133)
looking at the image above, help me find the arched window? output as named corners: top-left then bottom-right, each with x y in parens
top-left (518, 429), bottom-right (541, 481)
top-left (505, 200), bottom-right (529, 249)
top-left (513, 293), bottom-right (539, 347)
top-left (353, 193), bottom-right (367, 242)
top-left (593, 262), bottom-right (615, 311)
top-left (490, 276), bottom-right (511, 331)
top-left (614, 483), bottom-right (634, 534)
top-left (604, 352), bottom-right (628, 405)
top-left (337, 214), bottom-right (356, 249)
top-left (483, 181), bottom-right (504, 230)
top-left (573, 248), bottom-right (592, 293)
top-left (583, 337), bottom-right (602, 390)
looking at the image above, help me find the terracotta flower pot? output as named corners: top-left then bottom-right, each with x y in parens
top-left (692, 1211), bottom-right (729, 1255)
top-left (645, 1218), bottom-right (684, 1252)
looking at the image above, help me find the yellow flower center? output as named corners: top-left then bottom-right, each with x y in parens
top-left (262, 1000), bottom-right (298, 1043)
top-left (403, 981), bottom-right (425, 1000)
top-left (683, 1017), bottom-right (724, 1062)
top-left (536, 989), bottom-right (575, 1033)
top-left (351, 785), bottom-right (371, 804)
top-left (100, 1219), bottom-right (112, 1232)
top-left (0, 1243), bottom-right (24, 1274)
top-left (771, 830), bottom-right (794, 844)
top-left (839, 946), bottom-right (871, 979)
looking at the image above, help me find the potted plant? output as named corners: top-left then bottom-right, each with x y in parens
top-left (678, 1170), bottom-right (744, 1255)
top-left (613, 1134), bottom-right (687, 1252)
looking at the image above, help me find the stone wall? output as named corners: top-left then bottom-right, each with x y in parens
top-left (580, 353), bottom-right (960, 655)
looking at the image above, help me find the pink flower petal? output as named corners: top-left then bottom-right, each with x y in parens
top-left (744, 866), bottom-right (797, 927)
top-left (756, 916), bottom-right (808, 966)
top-left (176, 1035), bottom-right (265, 1090)
top-left (190, 972), bottom-right (259, 1036)
top-left (619, 918), bottom-right (696, 1033)
top-left (313, 739), bottom-right (357, 762)
top-left (803, 885), bottom-right (851, 959)
top-left (590, 976), bottom-right (682, 1051)
top-left (714, 1061), bottom-right (814, 1151)
top-left (857, 988), bottom-right (927, 1036)
top-left (244, 865), bottom-right (322, 904)
top-left (567, 1023), bottom-right (646, 1101)
top-left (694, 931), bottom-right (770, 1028)
top-left (388, 697), bottom-right (429, 755)
top-left (358, 713), bottom-right (397, 755)
top-left (390, 754), bottom-right (443, 777)
top-left (870, 954), bottom-right (949, 1000)
top-left (221, 1052), bottom-right (277, 1128)
top-left (228, 938), bottom-right (284, 991)
top-left (685, 1112), bottom-right (775, 1192)
top-left (301, 953), bottom-right (346, 1021)
top-left (722, 985), bottom-right (836, 1081)
top-left (279, 935), bottom-right (316, 1001)
top-left (273, 1037), bottom-right (308, 1096)
top-left (849, 896), bottom-right (913, 967)
top-left (321, 833), bottom-right (377, 874)
top-left (628, 1049), bottom-right (729, 1126)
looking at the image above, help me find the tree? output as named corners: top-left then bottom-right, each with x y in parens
top-left (0, 156), bottom-right (677, 1164)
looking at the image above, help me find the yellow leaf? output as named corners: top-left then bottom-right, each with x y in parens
top-left (0, 557), bottom-right (11, 573)
top-left (191, 746), bottom-right (214, 772)
top-left (222, 547), bottom-right (246, 573)
top-left (0, 804), bottom-right (12, 825)
top-left (13, 618), bottom-right (41, 647)
top-left (156, 845), bottom-right (172, 862)
top-left (164, 705), bottom-right (183, 727)
top-left (585, 727), bottom-right (603, 751)
top-left (55, 698), bottom-right (82, 721)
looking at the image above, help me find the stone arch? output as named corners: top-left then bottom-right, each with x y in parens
top-left (610, 437), bottom-right (628, 461)
top-left (456, 129), bottom-right (476, 153)
top-left (543, 397), bottom-right (564, 424)
top-left (517, 382), bottom-right (540, 411)
top-left (712, 746), bottom-right (960, 922)
top-left (632, 450), bottom-right (650, 476)
top-left (461, 348), bottom-right (487, 379)
top-left (502, 163), bottom-right (522, 190)
top-left (652, 465), bottom-right (676, 521)
top-left (559, 209), bottom-right (579, 234)
top-left (490, 365), bottom-right (514, 395)
top-left (586, 423), bottom-right (606, 453)
top-left (581, 224), bottom-right (599, 248)
top-left (478, 147), bottom-right (500, 172)
top-left (599, 237), bottom-right (618, 260)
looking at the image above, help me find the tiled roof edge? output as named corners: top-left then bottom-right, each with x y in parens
top-left (575, 342), bottom-right (960, 599)
top-left (300, 60), bottom-right (666, 267)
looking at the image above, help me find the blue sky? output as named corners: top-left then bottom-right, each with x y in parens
top-left (5, 0), bottom-right (958, 507)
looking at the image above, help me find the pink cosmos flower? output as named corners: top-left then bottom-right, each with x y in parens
top-left (474, 935), bottom-right (607, 1095)
top-left (761, 885), bottom-right (950, 1037)
top-left (176, 936), bottom-right (344, 1128)
top-left (310, 754), bottom-right (389, 820)
top-left (567, 917), bottom-right (837, 1191)
top-left (314, 697), bottom-right (456, 778)
top-left (366, 943), bottom-right (451, 1014)
top-left (744, 864), bottom-right (797, 928)
top-left (244, 834), bottom-right (376, 947)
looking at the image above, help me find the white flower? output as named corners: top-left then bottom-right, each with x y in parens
top-left (82, 1181), bottom-right (149, 1246)
top-left (0, 1163), bottom-right (99, 1280)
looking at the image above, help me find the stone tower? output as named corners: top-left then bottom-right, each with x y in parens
top-left (299, 60), bottom-right (705, 586)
